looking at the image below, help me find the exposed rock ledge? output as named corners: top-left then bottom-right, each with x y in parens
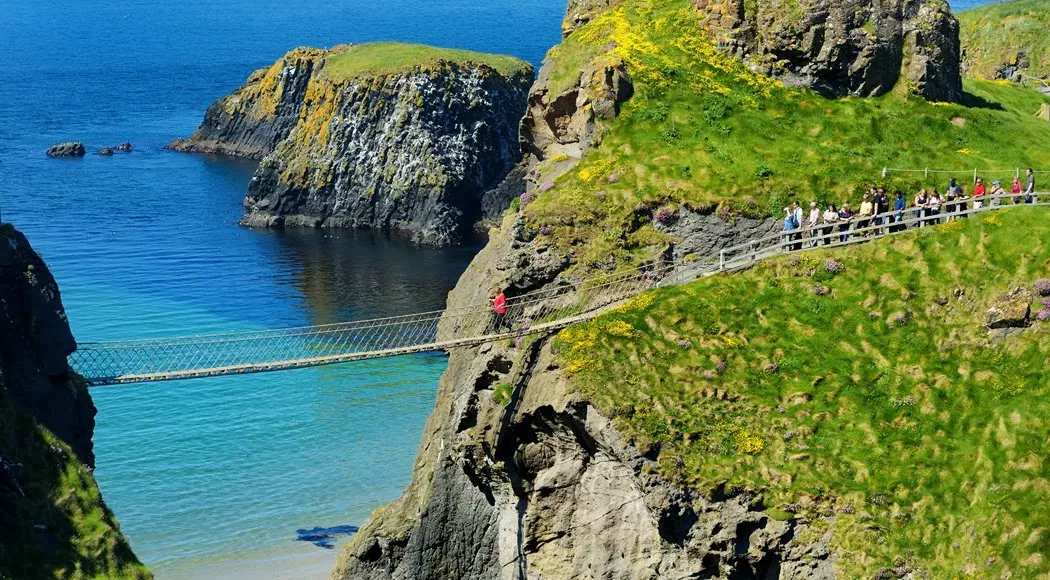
top-left (169, 43), bottom-right (534, 245)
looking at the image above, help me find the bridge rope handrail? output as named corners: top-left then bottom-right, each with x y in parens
top-left (69, 194), bottom-right (1046, 385)
top-left (718, 192), bottom-right (1047, 267)
top-left (75, 266), bottom-right (668, 346)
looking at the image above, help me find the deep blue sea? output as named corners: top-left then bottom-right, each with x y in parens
top-left (0, 0), bottom-right (991, 577)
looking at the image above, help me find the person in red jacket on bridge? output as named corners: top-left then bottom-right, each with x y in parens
top-left (491, 288), bottom-right (510, 332)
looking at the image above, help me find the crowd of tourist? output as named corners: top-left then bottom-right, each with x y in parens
top-left (781, 169), bottom-right (1037, 249)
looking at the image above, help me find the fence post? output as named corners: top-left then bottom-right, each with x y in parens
top-left (974, 168), bottom-right (978, 185)
top-left (719, 249), bottom-right (725, 271)
top-left (882, 167), bottom-right (888, 178)
top-left (924, 167), bottom-right (929, 179)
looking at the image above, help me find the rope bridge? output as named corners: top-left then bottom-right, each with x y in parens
top-left (70, 195), bottom-right (1047, 386)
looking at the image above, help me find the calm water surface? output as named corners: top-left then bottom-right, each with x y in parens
top-left (0, 0), bottom-right (993, 577)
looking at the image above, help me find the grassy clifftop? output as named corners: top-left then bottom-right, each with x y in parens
top-left (960, 0), bottom-right (1050, 81)
top-left (0, 381), bottom-right (150, 579)
top-left (556, 208), bottom-right (1050, 577)
top-left (321, 42), bottom-right (531, 81)
top-left (524, 0), bottom-right (1050, 266)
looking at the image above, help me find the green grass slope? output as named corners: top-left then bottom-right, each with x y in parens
top-left (0, 380), bottom-right (150, 580)
top-left (555, 207), bottom-right (1050, 577)
top-left (322, 42), bottom-right (531, 81)
top-left (960, 0), bottom-right (1050, 81)
top-left (524, 0), bottom-right (1050, 267)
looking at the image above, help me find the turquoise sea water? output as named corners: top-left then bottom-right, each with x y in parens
top-left (0, 0), bottom-right (993, 576)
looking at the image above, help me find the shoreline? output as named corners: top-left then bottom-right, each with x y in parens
top-left (154, 538), bottom-right (351, 580)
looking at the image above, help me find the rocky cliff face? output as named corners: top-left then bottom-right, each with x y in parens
top-left (0, 226), bottom-right (148, 578)
top-left (519, 55), bottom-right (633, 166)
top-left (697, 0), bottom-right (963, 101)
top-left (170, 44), bottom-right (534, 245)
top-left (334, 211), bottom-right (822, 580)
top-left (0, 228), bottom-right (94, 465)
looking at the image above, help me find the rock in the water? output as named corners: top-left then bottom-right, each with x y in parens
top-left (987, 286), bottom-right (1032, 329)
top-left (96, 147), bottom-right (114, 156)
top-left (46, 142), bottom-right (86, 158)
top-left (696, 0), bottom-right (963, 102)
top-left (170, 43), bottom-right (534, 246)
top-left (114, 141), bottom-right (133, 152)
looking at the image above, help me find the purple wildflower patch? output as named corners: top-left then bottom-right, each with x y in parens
top-left (653, 206), bottom-right (675, 225)
top-left (823, 259), bottom-right (845, 274)
top-left (1035, 278), bottom-right (1050, 297)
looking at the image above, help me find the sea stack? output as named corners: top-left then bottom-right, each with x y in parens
top-left (169, 42), bottom-right (534, 245)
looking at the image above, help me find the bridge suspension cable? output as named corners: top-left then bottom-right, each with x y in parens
top-left (70, 194), bottom-right (1047, 386)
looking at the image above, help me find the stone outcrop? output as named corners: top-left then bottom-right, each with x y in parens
top-left (986, 286), bottom-right (1032, 329)
top-left (334, 208), bottom-right (814, 579)
top-left (520, 56), bottom-right (633, 166)
top-left (46, 142), bottom-right (86, 158)
top-left (0, 228), bottom-right (94, 465)
top-left (169, 44), bottom-right (534, 245)
top-left (696, 0), bottom-right (963, 102)
top-left (97, 147), bottom-right (114, 156)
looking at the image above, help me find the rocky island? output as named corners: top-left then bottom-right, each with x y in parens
top-left (332, 0), bottom-right (1050, 578)
top-left (170, 42), bottom-right (534, 245)
top-left (0, 225), bottom-right (149, 579)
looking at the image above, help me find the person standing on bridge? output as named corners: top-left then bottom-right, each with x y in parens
top-left (1024, 168), bottom-right (1036, 204)
top-left (491, 288), bottom-right (510, 333)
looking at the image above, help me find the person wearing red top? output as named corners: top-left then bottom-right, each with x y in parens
top-left (491, 288), bottom-right (510, 332)
top-left (973, 178), bottom-right (987, 209)
top-left (1012, 176), bottom-right (1024, 204)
